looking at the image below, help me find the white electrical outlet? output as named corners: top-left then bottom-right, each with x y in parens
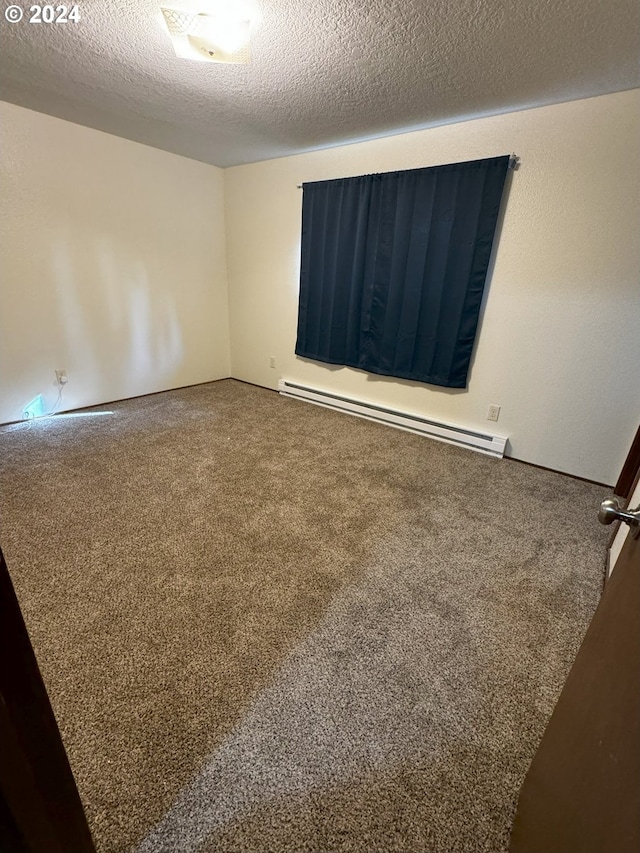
top-left (269, 356), bottom-right (276, 369)
top-left (487, 404), bottom-right (501, 422)
top-left (55, 369), bottom-right (68, 385)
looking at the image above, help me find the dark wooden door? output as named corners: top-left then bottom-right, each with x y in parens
top-left (0, 547), bottom-right (96, 853)
top-left (509, 528), bottom-right (640, 853)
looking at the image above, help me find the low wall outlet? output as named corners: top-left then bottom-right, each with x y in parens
top-left (487, 404), bottom-right (501, 422)
top-left (55, 369), bottom-right (68, 385)
top-left (269, 357), bottom-right (276, 369)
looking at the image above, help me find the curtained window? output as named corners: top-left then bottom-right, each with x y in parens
top-left (295, 155), bottom-right (510, 389)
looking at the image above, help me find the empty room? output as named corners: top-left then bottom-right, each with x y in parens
top-left (1, 0), bottom-right (639, 851)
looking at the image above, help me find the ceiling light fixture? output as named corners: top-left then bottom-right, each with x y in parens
top-left (161, 7), bottom-right (251, 64)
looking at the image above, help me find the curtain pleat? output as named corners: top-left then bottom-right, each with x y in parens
top-left (296, 156), bottom-right (509, 388)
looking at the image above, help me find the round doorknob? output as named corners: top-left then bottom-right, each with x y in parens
top-left (598, 497), bottom-right (640, 527)
top-left (599, 497), bottom-right (625, 525)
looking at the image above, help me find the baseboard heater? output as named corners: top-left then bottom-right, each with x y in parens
top-left (278, 379), bottom-right (507, 458)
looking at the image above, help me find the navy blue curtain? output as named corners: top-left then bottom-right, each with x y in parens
top-left (295, 155), bottom-right (510, 388)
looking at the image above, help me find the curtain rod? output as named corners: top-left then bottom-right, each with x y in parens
top-left (297, 154), bottom-right (519, 188)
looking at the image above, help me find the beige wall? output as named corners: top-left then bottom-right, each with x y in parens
top-left (2, 93), bottom-right (638, 485)
top-left (0, 102), bottom-right (230, 424)
top-left (224, 90), bottom-right (640, 485)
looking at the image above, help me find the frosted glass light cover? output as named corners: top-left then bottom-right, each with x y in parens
top-left (161, 8), bottom-right (250, 64)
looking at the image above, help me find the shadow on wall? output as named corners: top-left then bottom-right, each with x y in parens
top-left (53, 231), bottom-right (184, 396)
top-left (25, 231), bottom-right (185, 416)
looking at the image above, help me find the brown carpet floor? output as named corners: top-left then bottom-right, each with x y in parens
top-left (0, 379), bottom-right (608, 853)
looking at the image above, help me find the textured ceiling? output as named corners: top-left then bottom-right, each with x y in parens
top-left (0, 0), bottom-right (638, 167)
